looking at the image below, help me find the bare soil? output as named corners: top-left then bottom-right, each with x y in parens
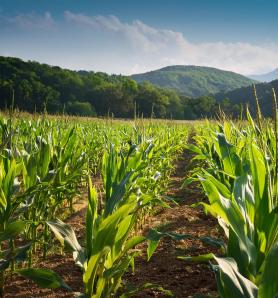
top-left (124, 149), bottom-right (220, 298)
top-left (4, 149), bottom-right (220, 297)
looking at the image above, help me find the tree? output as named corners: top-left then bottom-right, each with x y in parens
top-left (67, 101), bottom-right (97, 117)
top-left (135, 82), bottom-right (168, 118)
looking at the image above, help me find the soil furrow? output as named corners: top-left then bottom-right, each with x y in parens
top-left (124, 149), bottom-right (219, 297)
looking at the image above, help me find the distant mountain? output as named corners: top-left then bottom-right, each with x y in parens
top-left (131, 65), bottom-right (256, 97)
top-left (248, 68), bottom-right (278, 82)
top-left (214, 79), bottom-right (278, 117)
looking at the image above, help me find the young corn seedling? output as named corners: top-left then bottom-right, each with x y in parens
top-left (47, 176), bottom-right (146, 298)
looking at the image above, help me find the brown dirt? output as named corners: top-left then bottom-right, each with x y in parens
top-left (124, 149), bottom-right (220, 297)
top-left (4, 148), bottom-right (220, 298)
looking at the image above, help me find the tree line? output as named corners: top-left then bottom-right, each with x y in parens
top-left (0, 56), bottom-right (246, 119)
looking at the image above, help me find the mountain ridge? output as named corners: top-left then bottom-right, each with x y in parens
top-left (248, 68), bottom-right (278, 82)
top-left (131, 65), bottom-right (256, 97)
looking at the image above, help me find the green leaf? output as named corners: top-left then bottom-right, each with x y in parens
top-left (214, 257), bottom-right (258, 298)
top-left (47, 219), bottom-right (85, 268)
top-left (123, 236), bottom-right (146, 254)
top-left (0, 221), bottom-right (25, 242)
top-left (86, 175), bottom-right (98, 259)
top-left (105, 171), bottom-right (134, 216)
top-left (103, 255), bottom-right (133, 280)
top-left (146, 229), bottom-right (193, 261)
top-left (249, 144), bottom-right (266, 204)
top-left (147, 239), bottom-right (159, 261)
top-left (83, 246), bottom-right (110, 288)
top-left (259, 242), bottom-right (278, 298)
top-left (92, 204), bottom-right (134, 254)
top-left (217, 133), bottom-right (241, 176)
top-left (16, 268), bottom-right (71, 290)
top-left (178, 253), bottom-right (214, 262)
top-left (0, 187), bottom-right (7, 211)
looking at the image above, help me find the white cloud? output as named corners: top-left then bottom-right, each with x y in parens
top-left (0, 12), bottom-right (54, 29)
top-left (1, 11), bottom-right (277, 75)
top-left (64, 11), bottom-right (278, 75)
top-left (64, 11), bottom-right (188, 54)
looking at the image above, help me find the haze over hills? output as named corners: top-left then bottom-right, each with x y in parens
top-left (131, 65), bottom-right (256, 97)
top-left (248, 68), bottom-right (278, 82)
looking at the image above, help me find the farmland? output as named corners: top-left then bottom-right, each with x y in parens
top-left (0, 102), bottom-right (278, 298)
top-left (1, 1), bottom-right (278, 297)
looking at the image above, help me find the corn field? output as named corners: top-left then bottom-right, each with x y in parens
top-left (0, 95), bottom-right (278, 298)
top-left (0, 114), bottom-right (188, 297)
top-left (181, 92), bottom-right (278, 298)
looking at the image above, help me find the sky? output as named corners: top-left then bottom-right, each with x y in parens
top-left (0, 0), bottom-right (278, 75)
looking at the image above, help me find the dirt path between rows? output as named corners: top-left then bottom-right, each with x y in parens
top-left (124, 148), bottom-right (220, 297)
top-left (4, 147), bottom-right (220, 297)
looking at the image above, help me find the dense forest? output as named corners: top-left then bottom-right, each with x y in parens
top-left (0, 56), bottom-right (183, 118)
top-left (189, 80), bottom-right (278, 119)
top-left (0, 56), bottom-right (273, 119)
top-left (213, 80), bottom-right (278, 117)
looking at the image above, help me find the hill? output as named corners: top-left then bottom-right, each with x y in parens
top-left (249, 68), bottom-right (278, 82)
top-left (1, 56), bottom-right (270, 120)
top-left (0, 56), bottom-right (185, 119)
top-left (214, 79), bottom-right (278, 117)
top-left (131, 65), bottom-right (256, 97)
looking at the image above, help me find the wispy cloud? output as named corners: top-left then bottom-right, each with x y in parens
top-left (0, 12), bottom-right (54, 29)
top-left (0, 11), bottom-right (277, 75)
top-left (64, 11), bottom-right (188, 53)
top-left (64, 11), bottom-right (278, 75)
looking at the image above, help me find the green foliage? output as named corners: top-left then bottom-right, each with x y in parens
top-left (66, 101), bottom-right (97, 117)
top-left (16, 268), bottom-right (71, 290)
top-left (0, 56), bottom-right (258, 120)
top-left (0, 56), bottom-right (187, 119)
top-left (45, 126), bottom-right (186, 296)
top-left (184, 114), bottom-right (278, 297)
top-left (131, 65), bottom-right (255, 97)
top-left (211, 80), bottom-right (278, 117)
top-left (0, 113), bottom-right (188, 297)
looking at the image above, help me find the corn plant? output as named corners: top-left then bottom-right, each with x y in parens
top-left (0, 113), bottom-right (188, 297)
top-left (47, 175), bottom-right (146, 298)
top-left (0, 152), bottom-right (70, 297)
top-left (46, 133), bottom-right (184, 297)
top-left (184, 112), bottom-right (278, 297)
top-left (0, 153), bottom-right (24, 285)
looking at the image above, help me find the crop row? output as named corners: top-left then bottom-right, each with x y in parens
top-left (184, 94), bottom-right (278, 298)
top-left (0, 115), bottom-right (188, 297)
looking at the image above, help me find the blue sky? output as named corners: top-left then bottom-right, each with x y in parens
top-left (0, 0), bottom-right (277, 75)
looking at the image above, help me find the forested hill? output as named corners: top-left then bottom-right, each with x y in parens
top-left (0, 56), bottom-right (186, 119)
top-left (131, 65), bottom-right (256, 97)
top-left (182, 79), bottom-right (278, 119)
top-left (0, 56), bottom-right (269, 120)
top-left (214, 79), bottom-right (278, 117)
